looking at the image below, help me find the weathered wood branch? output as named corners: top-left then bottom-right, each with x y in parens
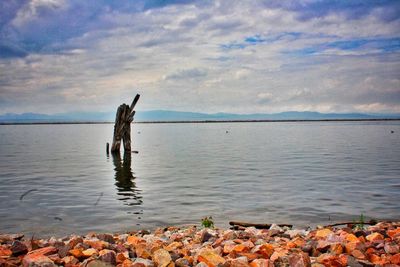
top-left (111, 94), bottom-right (140, 153)
top-left (229, 221), bottom-right (293, 229)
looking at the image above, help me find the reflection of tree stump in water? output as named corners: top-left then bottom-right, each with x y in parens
top-left (113, 151), bottom-right (142, 207)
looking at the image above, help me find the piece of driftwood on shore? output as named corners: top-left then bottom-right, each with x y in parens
top-left (229, 221), bottom-right (293, 229)
top-left (111, 94), bottom-right (140, 153)
top-left (323, 220), bottom-right (378, 228)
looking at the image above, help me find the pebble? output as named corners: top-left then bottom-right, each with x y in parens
top-left (0, 221), bottom-right (398, 267)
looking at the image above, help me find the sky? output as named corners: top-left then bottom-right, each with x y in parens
top-left (0, 0), bottom-right (400, 114)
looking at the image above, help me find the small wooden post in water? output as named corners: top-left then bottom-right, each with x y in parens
top-left (111, 94), bottom-right (140, 153)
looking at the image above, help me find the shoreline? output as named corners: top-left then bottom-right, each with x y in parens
top-left (0, 118), bottom-right (400, 125)
top-left (1, 221), bottom-right (399, 266)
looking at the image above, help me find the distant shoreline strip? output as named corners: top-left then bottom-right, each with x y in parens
top-left (1, 118), bottom-right (400, 125)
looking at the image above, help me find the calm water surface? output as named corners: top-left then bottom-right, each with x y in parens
top-left (0, 121), bottom-right (399, 236)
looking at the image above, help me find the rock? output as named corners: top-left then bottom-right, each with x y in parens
top-left (22, 247), bottom-right (58, 267)
top-left (384, 242), bottom-right (400, 254)
top-left (329, 243), bottom-right (343, 255)
top-left (229, 256), bottom-right (250, 267)
top-left (82, 259), bottom-right (114, 267)
top-left (175, 258), bottom-right (190, 267)
top-left (351, 249), bottom-right (366, 260)
top-left (165, 242), bottom-right (182, 252)
top-left (97, 234), bottom-right (115, 244)
top-left (82, 248), bottom-right (98, 257)
top-left (253, 244), bottom-right (274, 258)
top-left (391, 253), bottom-right (400, 265)
top-left (316, 240), bottom-right (330, 252)
top-left (195, 263), bottom-right (208, 267)
top-left (10, 240), bottom-right (28, 256)
top-left (288, 252), bottom-right (311, 267)
top-left (387, 228), bottom-right (400, 239)
top-left (0, 234), bottom-right (24, 243)
top-left (249, 259), bottom-right (273, 267)
top-left (274, 255), bottom-right (290, 267)
top-left (315, 229), bottom-right (333, 238)
top-left (201, 230), bottom-right (215, 243)
top-left (61, 255), bottom-right (79, 265)
top-left (153, 248), bottom-right (172, 267)
top-left (99, 249), bottom-right (117, 266)
top-left (366, 232), bottom-right (384, 242)
top-left (134, 258), bottom-right (155, 267)
top-left (68, 237), bottom-right (84, 248)
top-left (0, 246), bottom-right (12, 257)
top-left (316, 253), bottom-right (343, 267)
top-left (69, 248), bottom-right (85, 259)
top-left (197, 248), bottom-right (225, 267)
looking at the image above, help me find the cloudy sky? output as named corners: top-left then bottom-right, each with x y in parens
top-left (1, 0), bottom-right (399, 114)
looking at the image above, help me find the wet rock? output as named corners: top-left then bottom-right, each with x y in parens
top-left (10, 240), bottom-right (28, 256)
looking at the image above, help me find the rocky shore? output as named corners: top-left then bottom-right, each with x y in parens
top-left (1, 221), bottom-right (399, 267)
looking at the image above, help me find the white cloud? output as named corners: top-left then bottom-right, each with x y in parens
top-left (0, 0), bottom-right (399, 114)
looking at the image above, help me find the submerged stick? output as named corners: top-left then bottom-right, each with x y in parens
top-left (94, 192), bottom-right (104, 206)
top-left (323, 220), bottom-right (378, 228)
top-left (229, 221), bottom-right (293, 229)
top-left (20, 189), bottom-right (38, 201)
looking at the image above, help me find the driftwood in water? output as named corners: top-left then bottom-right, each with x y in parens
top-left (111, 94), bottom-right (140, 153)
top-left (229, 221), bottom-right (293, 229)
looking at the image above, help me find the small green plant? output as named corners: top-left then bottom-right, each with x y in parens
top-left (353, 213), bottom-right (365, 230)
top-left (201, 216), bottom-right (214, 228)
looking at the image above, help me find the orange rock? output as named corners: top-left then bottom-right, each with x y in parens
top-left (286, 241), bottom-right (297, 249)
top-left (135, 243), bottom-right (152, 259)
top-left (249, 259), bottom-right (273, 267)
top-left (369, 254), bottom-right (384, 265)
top-left (366, 232), bottom-right (384, 242)
top-left (269, 249), bottom-right (287, 262)
top-left (229, 257), bottom-right (250, 267)
top-left (28, 246), bottom-right (58, 256)
top-left (165, 241), bottom-right (182, 252)
top-left (233, 244), bottom-right (248, 253)
top-left (391, 253), bottom-right (400, 265)
top-left (197, 249), bottom-right (226, 267)
top-left (292, 237), bottom-right (306, 248)
top-left (316, 253), bottom-right (343, 267)
top-left (338, 254), bottom-right (348, 266)
top-left (0, 247), bottom-right (12, 257)
top-left (23, 253), bottom-right (55, 267)
top-left (345, 241), bottom-right (362, 254)
top-left (68, 248), bottom-right (84, 259)
top-left (153, 249), bottom-right (172, 267)
top-left (315, 229), bottom-right (333, 238)
top-left (237, 252), bottom-right (260, 261)
top-left (387, 228), bottom-right (400, 239)
top-left (223, 242), bottom-right (236, 254)
top-left (351, 249), bottom-right (366, 260)
top-left (121, 258), bottom-right (134, 267)
top-left (345, 234), bottom-right (359, 242)
top-left (116, 252), bottom-right (127, 263)
top-left (84, 240), bottom-right (108, 250)
top-left (256, 244), bottom-right (274, 258)
top-left (82, 248), bottom-right (97, 257)
top-left (61, 255), bottom-right (79, 265)
top-left (329, 243), bottom-right (343, 255)
top-left (127, 235), bottom-right (145, 246)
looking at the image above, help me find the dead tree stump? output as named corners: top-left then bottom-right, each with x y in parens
top-left (111, 94), bottom-right (140, 153)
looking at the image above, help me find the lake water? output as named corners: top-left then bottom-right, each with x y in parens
top-left (0, 121), bottom-right (399, 236)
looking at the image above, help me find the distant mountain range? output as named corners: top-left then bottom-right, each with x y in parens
top-left (0, 110), bottom-right (399, 123)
